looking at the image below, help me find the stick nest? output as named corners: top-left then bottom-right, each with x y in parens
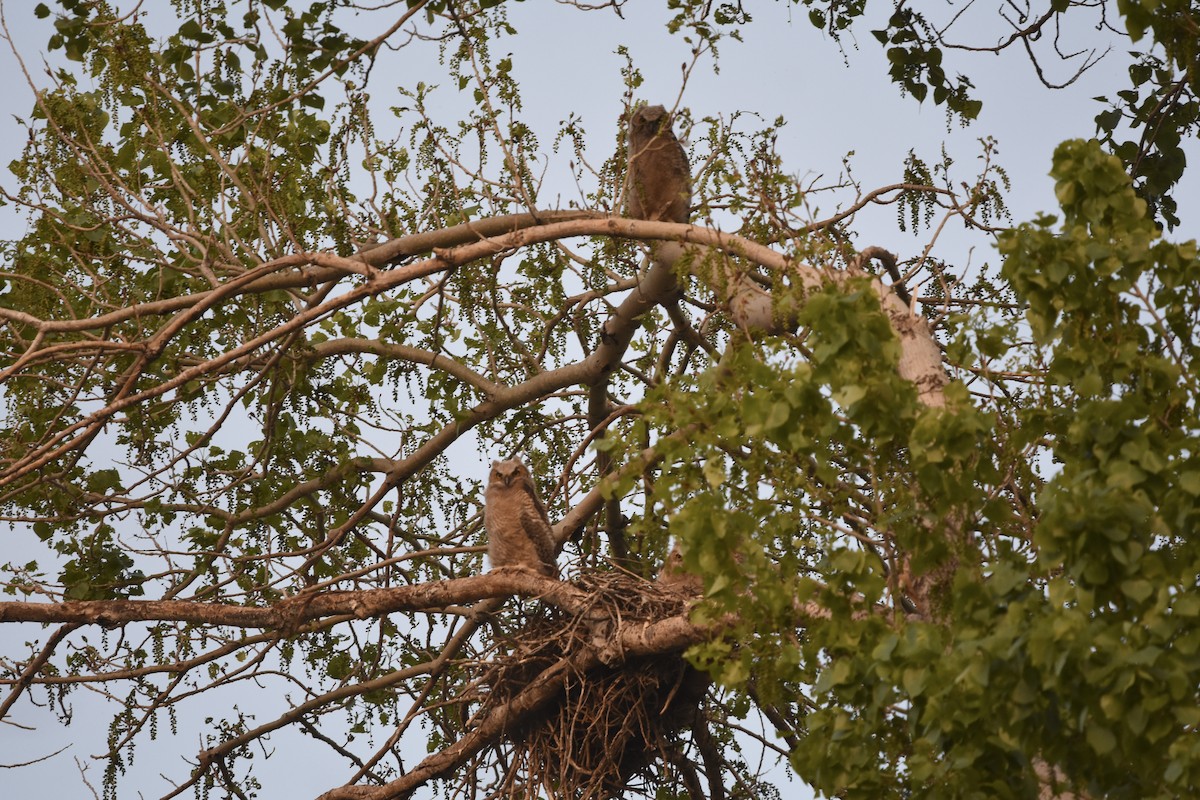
top-left (478, 568), bottom-right (708, 799)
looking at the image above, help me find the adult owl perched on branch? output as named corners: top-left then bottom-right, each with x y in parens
top-left (625, 104), bottom-right (691, 224)
top-left (484, 458), bottom-right (558, 577)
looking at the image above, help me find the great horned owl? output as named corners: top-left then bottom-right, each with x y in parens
top-left (657, 542), bottom-right (703, 595)
top-left (484, 458), bottom-right (558, 577)
top-left (625, 104), bottom-right (691, 224)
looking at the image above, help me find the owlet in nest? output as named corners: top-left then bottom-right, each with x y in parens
top-left (484, 458), bottom-right (558, 577)
top-left (625, 104), bottom-right (691, 223)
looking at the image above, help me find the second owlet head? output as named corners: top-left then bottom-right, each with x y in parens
top-left (484, 458), bottom-right (558, 577)
top-left (625, 104), bottom-right (691, 224)
top-left (657, 541), bottom-right (703, 596)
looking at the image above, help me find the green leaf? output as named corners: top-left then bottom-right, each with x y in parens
top-left (1086, 723), bottom-right (1117, 755)
top-left (703, 457), bottom-right (726, 487)
top-left (902, 667), bottom-right (928, 698)
top-left (1120, 579), bottom-right (1153, 603)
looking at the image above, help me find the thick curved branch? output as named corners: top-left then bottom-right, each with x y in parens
top-left (0, 572), bottom-right (592, 629)
top-left (358, 210), bottom-right (604, 267)
top-left (0, 569), bottom-right (842, 642)
top-left (310, 339), bottom-right (501, 396)
top-left (0, 211), bottom-right (601, 339)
